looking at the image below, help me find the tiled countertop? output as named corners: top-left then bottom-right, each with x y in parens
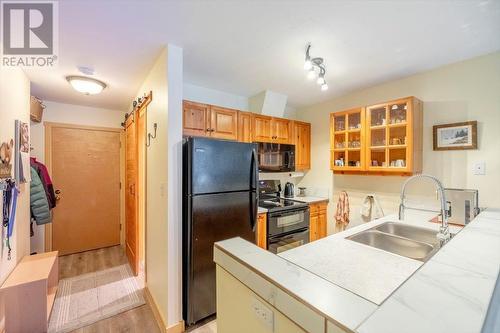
top-left (358, 209), bottom-right (500, 333)
top-left (279, 214), bottom-right (463, 305)
top-left (215, 210), bottom-right (499, 332)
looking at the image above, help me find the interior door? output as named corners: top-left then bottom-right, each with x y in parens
top-left (125, 115), bottom-right (139, 275)
top-left (50, 124), bottom-right (121, 255)
top-left (183, 100), bottom-right (209, 137)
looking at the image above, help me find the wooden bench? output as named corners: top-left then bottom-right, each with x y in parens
top-left (1, 251), bottom-right (58, 333)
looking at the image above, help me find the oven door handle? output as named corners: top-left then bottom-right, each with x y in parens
top-left (269, 207), bottom-right (309, 218)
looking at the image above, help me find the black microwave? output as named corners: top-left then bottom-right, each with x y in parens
top-left (257, 142), bottom-right (295, 172)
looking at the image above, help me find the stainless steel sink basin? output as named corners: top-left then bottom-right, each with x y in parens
top-left (346, 222), bottom-right (441, 262)
top-left (375, 222), bottom-right (440, 246)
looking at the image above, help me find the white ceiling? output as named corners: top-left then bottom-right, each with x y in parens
top-left (26, 0), bottom-right (500, 111)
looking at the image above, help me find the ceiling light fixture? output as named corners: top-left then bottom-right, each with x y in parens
top-left (66, 76), bottom-right (107, 95)
top-left (303, 43), bottom-right (328, 92)
top-left (307, 68), bottom-right (316, 80)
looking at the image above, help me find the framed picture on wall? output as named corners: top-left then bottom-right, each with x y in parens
top-left (433, 121), bottom-right (477, 151)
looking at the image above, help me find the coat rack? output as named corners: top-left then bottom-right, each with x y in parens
top-left (146, 123), bottom-right (157, 147)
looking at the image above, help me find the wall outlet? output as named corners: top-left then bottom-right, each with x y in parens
top-left (251, 297), bottom-right (274, 331)
top-left (473, 161), bottom-right (486, 175)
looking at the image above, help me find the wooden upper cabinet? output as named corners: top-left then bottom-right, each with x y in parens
top-left (330, 108), bottom-right (366, 172)
top-left (272, 118), bottom-right (292, 144)
top-left (252, 115), bottom-right (293, 144)
top-left (294, 121), bottom-right (311, 170)
top-left (365, 96), bottom-right (422, 174)
top-left (330, 96), bottom-right (423, 175)
top-left (252, 114), bottom-right (273, 142)
top-left (238, 111), bottom-right (253, 143)
top-left (183, 100), bottom-right (209, 137)
top-left (209, 106), bottom-right (238, 140)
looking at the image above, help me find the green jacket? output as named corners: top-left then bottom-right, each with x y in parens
top-left (30, 166), bottom-right (51, 225)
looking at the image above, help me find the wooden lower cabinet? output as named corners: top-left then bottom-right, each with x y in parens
top-left (309, 201), bottom-right (328, 242)
top-left (256, 213), bottom-right (267, 249)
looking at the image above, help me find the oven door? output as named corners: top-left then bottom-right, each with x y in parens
top-left (268, 207), bottom-right (309, 237)
top-left (268, 228), bottom-right (309, 254)
top-left (257, 143), bottom-right (295, 172)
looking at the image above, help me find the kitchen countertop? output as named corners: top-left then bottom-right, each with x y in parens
top-left (257, 206), bottom-right (268, 214)
top-left (358, 209), bottom-right (500, 333)
top-left (215, 209), bottom-right (500, 332)
top-left (279, 214), bottom-right (463, 305)
top-left (292, 195), bottom-right (329, 204)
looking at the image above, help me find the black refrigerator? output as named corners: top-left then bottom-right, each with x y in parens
top-left (183, 137), bottom-right (258, 326)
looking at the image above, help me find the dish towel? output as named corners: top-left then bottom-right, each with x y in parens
top-left (335, 191), bottom-right (350, 229)
top-left (360, 194), bottom-right (385, 222)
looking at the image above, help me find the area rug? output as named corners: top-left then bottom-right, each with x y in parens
top-left (48, 264), bottom-right (145, 333)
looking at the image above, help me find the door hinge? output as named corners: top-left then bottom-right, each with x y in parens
top-left (120, 224), bottom-right (122, 230)
top-left (119, 182), bottom-right (122, 189)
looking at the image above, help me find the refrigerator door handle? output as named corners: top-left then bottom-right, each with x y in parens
top-left (250, 191), bottom-right (257, 231)
top-left (251, 148), bottom-right (259, 231)
top-left (251, 148), bottom-right (258, 191)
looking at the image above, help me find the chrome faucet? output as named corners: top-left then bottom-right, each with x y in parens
top-left (399, 174), bottom-right (451, 245)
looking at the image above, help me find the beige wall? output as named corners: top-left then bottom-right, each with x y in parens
top-left (0, 68), bottom-right (31, 330)
top-left (296, 52), bottom-right (500, 233)
top-left (136, 45), bottom-right (183, 330)
top-left (29, 101), bottom-right (125, 254)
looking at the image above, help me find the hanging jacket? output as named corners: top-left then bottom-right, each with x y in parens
top-left (30, 166), bottom-right (51, 225)
top-left (30, 157), bottom-right (56, 209)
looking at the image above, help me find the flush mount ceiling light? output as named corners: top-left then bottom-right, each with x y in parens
top-left (304, 44), bottom-right (328, 91)
top-left (66, 76), bottom-right (107, 95)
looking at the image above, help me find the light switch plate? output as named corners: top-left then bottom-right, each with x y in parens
top-left (473, 161), bottom-right (486, 175)
top-left (252, 297), bottom-right (274, 331)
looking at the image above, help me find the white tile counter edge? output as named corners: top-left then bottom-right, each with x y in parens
top-left (214, 238), bottom-right (377, 332)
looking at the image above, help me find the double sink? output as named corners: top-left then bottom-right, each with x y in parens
top-left (346, 222), bottom-right (445, 262)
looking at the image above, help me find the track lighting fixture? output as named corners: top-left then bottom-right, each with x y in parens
top-left (303, 43), bottom-right (328, 92)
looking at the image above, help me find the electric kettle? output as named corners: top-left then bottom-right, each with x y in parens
top-left (284, 182), bottom-right (294, 198)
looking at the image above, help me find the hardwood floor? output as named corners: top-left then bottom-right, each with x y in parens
top-left (59, 245), bottom-right (161, 333)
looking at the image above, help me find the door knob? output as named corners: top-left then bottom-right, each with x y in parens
top-left (55, 189), bottom-right (62, 201)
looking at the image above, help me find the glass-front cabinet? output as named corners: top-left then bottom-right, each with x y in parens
top-left (330, 97), bottom-right (423, 175)
top-left (330, 108), bottom-right (365, 172)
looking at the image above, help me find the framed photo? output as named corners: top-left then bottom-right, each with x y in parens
top-left (433, 121), bottom-right (477, 151)
top-left (14, 120), bottom-right (31, 183)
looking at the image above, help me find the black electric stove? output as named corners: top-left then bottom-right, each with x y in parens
top-left (258, 179), bottom-right (308, 212)
top-left (258, 180), bottom-right (310, 253)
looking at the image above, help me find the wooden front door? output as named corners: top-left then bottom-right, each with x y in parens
top-left (125, 115), bottom-right (139, 275)
top-left (49, 124), bottom-right (121, 255)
